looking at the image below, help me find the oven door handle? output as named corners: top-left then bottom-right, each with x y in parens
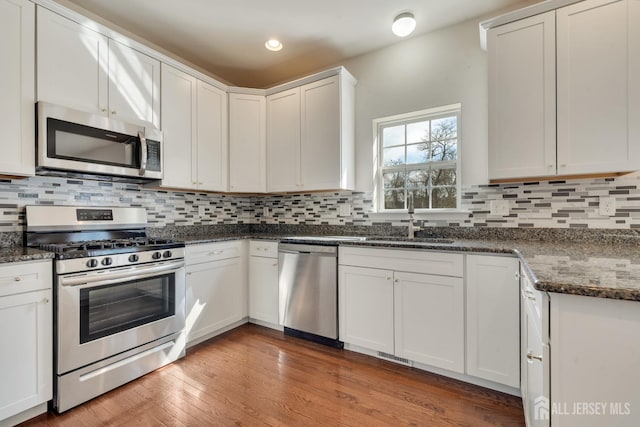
top-left (59, 261), bottom-right (185, 287)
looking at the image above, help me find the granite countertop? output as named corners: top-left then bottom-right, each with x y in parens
top-left (0, 247), bottom-right (55, 264)
top-left (177, 233), bottom-right (640, 302)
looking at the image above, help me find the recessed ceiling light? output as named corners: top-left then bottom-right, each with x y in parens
top-left (392, 12), bottom-right (416, 37)
top-left (265, 39), bottom-right (283, 51)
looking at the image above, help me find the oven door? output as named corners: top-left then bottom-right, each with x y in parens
top-left (56, 260), bottom-right (185, 375)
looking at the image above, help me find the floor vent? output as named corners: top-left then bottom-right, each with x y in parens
top-left (377, 352), bottom-right (412, 366)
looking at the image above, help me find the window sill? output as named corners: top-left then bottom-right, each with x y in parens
top-left (368, 210), bottom-right (471, 221)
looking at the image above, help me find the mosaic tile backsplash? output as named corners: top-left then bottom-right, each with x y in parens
top-left (3, 174), bottom-right (640, 232)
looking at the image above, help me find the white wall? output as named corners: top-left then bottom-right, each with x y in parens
top-left (341, 18), bottom-right (489, 191)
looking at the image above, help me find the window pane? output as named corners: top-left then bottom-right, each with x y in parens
top-left (406, 143), bottom-right (429, 164)
top-left (408, 188), bottom-right (429, 209)
top-left (383, 146), bottom-right (405, 166)
top-left (407, 120), bottom-right (429, 143)
top-left (431, 168), bottom-right (456, 186)
top-left (382, 125), bottom-right (405, 147)
top-left (407, 169), bottom-right (428, 188)
top-left (384, 190), bottom-right (405, 209)
top-left (431, 117), bottom-right (457, 140)
top-left (431, 139), bottom-right (457, 161)
top-left (383, 171), bottom-right (405, 189)
top-left (432, 187), bottom-right (457, 208)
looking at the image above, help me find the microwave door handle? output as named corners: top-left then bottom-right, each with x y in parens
top-left (138, 131), bottom-right (148, 176)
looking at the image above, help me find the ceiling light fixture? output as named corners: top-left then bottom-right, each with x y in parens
top-left (265, 39), bottom-right (283, 51)
top-left (392, 12), bottom-right (416, 37)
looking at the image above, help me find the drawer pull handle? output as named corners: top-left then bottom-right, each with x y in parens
top-left (527, 296), bottom-right (536, 301)
top-left (208, 251), bottom-right (224, 256)
top-left (526, 352), bottom-right (543, 362)
top-left (272, 263), bottom-right (278, 267)
top-left (14, 277), bottom-right (21, 282)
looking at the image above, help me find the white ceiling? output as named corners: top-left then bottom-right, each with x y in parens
top-left (65, 0), bottom-right (531, 88)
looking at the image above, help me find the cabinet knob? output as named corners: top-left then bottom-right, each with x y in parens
top-left (394, 278), bottom-right (399, 283)
top-left (526, 352), bottom-right (543, 362)
top-left (101, 108), bottom-right (107, 113)
top-left (111, 110), bottom-right (117, 115)
top-left (272, 263), bottom-right (278, 267)
top-left (14, 276), bottom-right (21, 282)
top-left (386, 277), bottom-right (391, 281)
top-left (515, 272), bottom-right (521, 280)
top-left (42, 297), bottom-right (49, 304)
top-left (560, 164), bottom-right (567, 168)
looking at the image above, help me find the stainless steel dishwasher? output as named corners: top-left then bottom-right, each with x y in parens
top-left (278, 242), bottom-right (342, 347)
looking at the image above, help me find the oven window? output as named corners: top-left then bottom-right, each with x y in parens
top-left (79, 273), bottom-right (175, 344)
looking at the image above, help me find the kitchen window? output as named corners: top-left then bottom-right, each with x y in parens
top-left (374, 104), bottom-right (461, 212)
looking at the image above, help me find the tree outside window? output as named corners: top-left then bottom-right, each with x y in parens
top-left (377, 106), bottom-right (460, 211)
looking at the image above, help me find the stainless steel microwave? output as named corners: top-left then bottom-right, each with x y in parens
top-left (37, 102), bottom-right (163, 180)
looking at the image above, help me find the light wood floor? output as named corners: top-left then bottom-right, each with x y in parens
top-left (24, 324), bottom-right (524, 426)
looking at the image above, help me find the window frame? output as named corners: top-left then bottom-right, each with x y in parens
top-left (373, 104), bottom-right (462, 213)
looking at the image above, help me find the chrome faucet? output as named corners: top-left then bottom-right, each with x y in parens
top-left (407, 193), bottom-right (421, 240)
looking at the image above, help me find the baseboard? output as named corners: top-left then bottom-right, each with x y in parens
top-left (248, 318), bottom-right (284, 331)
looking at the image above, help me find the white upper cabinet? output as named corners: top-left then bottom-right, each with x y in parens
top-left (487, 0), bottom-right (640, 180)
top-left (488, 12), bottom-right (556, 180)
top-left (557, 0), bottom-right (640, 175)
top-left (161, 64), bottom-right (196, 190)
top-left (267, 70), bottom-right (355, 192)
top-left (196, 80), bottom-right (228, 192)
top-left (229, 93), bottom-right (267, 193)
top-left (0, 0), bottom-right (35, 176)
top-left (267, 87), bottom-right (301, 192)
top-left (107, 39), bottom-right (160, 127)
top-left (37, 6), bottom-right (160, 127)
top-left (160, 64), bottom-right (228, 192)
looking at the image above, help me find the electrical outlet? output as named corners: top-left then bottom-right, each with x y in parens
top-left (263, 206), bottom-right (270, 218)
top-left (490, 200), bottom-right (509, 216)
top-left (198, 205), bottom-right (206, 217)
top-left (599, 196), bottom-right (616, 216)
top-left (338, 204), bottom-right (352, 217)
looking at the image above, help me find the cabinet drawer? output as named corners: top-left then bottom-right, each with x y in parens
top-left (0, 260), bottom-right (52, 297)
top-left (186, 241), bottom-right (242, 265)
top-left (249, 241), bottom-right (278, 258)
top-left (339, 247), bottom-right (463, 277)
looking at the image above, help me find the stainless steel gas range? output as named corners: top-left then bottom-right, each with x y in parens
top-left (25, 205), bottom-right (186, 413)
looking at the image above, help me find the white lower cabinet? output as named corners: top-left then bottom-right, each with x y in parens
top-left (185, 241), bottom-right (247, 346)
top-left (395, 271), bottom-right (464, 373)
top-left (0, 260), bottom-right (52, 425)
top-left (248, 241), bottom-right (279, 327)
top-left (339, 266), bottom-right (394, 354)
top-left (338, 247), bottom-right (465, 373)
top-left (466, 255), bottom-right (520, 388)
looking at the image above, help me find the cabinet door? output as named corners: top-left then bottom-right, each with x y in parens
top-left (186, 257), bottom-right (246, 345)
top-left (108, 39), bottom-right (160, 127)
top-left (229, 93), bottom-right (267, 193)
top-left (160, 64), bottom-right (196, 190)
top-left (0, 0), bottom-right (34, 176)
top-left (267, 87), bottom-right (300, 192)
top-left (0, 289), bottom-right (52, 420)
top-left (557, 0), bottom-right (640, 175)
top-left (249, 256), bottom-right (279, 324)
top-left (488, 11), bottom-right (556, 180)
top-left (300, 76), bottom-right (341, 190)
top-left (524, 297), bottom-right (549, 427)
top-left (466, 255), bottom-right (520, 388)
top-left (338, 266), bottom-right (394, 354)
top-left (196, 81), bottom-right (228, 192)
top-left (394, 271), bottom-right (464, 373)
top-left (37, 6), bottom-right (108, 114)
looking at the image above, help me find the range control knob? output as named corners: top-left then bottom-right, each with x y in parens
top-left (163, 250), bottom-right (172, 258)
top-left (152, 251), bottom-right (162, 260)
top-left (101, 257), bottom-right (113, 266)
top-left (128, 254), bottom-right (139, 263)
top-left (86, 259), bottom-right (99, 268)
